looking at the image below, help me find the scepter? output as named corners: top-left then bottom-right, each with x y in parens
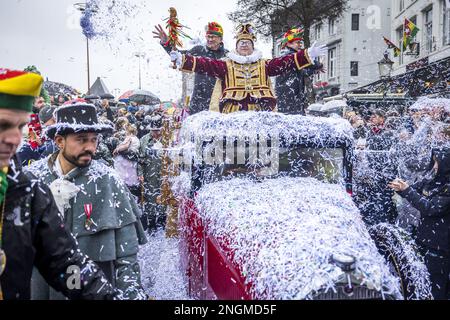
top-left (163, 7), bottom-right (192, 69)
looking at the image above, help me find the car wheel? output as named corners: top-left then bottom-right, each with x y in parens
top-left (369, 223), bottom-right (433, 300)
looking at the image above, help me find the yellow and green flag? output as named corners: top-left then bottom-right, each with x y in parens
top-left (403, 18), bottom-right (419, 50)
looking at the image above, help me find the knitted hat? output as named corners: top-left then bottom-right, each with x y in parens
top-left (0, 68), bottom-right (43, 112)
top-left (45, 103), bottom-right (113, 139)
top-left (235, 23), bottom-right (257, 44)
top-left (206, 22), bottom-right (224, 38)
top-left (281, 28), bottom-right (304, 48)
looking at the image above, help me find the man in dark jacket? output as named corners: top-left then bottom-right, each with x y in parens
top-left (138, 114), bottom-right (165, 232)
top-left (366, 109), bottom-right (395, 151)
top-left (275, 28), bottom-right (323, 115)
top-left (153, 22), bottom-right (228, 114)
top-left (17, 105), bottom-right (58, 167)
top-left (0, 68), bottom-right (117, 300)
top-left (389, 148), bottom-right (450, 299)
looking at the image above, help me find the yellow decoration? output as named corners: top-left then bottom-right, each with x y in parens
top-left (0, 72), bottom-right (43, 97)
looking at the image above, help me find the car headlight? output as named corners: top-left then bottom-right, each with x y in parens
top-left (331, 253), bottom-right (356, 272)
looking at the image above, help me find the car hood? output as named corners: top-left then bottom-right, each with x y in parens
top-left (195, 176), bottom-right (402, 299)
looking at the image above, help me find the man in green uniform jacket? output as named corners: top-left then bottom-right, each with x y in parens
top-left (26, 103), bottom-right (148, 300)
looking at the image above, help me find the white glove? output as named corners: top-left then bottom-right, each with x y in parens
top-left (170, 51), bottom-right (182, 68)
top-left (307, 41), bottom-right (328, 60)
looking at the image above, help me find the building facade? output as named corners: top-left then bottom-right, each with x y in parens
top-left (391, 0), bottom-right (450, 76)
top-left (344, 0), bottom-right (450, 99)
top-left (272, 0), bottom-right (392, 100)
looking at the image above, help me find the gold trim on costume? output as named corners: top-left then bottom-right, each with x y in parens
top-left (192, 56), bottom-right (197, 72)
top-left (181, 54), bottom-right (196, 73)
top-left (209, 79), bottom-right (222, 112)
top-left (304, 49), bottom-right (313, 65)
top-left (294, 50), bottom-right (313, 71)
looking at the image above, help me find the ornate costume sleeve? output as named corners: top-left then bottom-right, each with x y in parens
top-left (180, 54), bottom-right (227, 79)
top-left (266, 49), bottom-right (313, 77)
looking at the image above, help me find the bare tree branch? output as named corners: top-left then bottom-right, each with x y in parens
top-left (229, 0), bottom-right (349, 45)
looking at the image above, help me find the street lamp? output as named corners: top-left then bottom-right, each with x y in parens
top-left (377, 51), bottom-right (394, 80)
top-left (134, 52), bottom-right (145, 89)
top-left (377, 51), bottom-right (394, 96)
top-left (74, 2), bottom-right (98, 95)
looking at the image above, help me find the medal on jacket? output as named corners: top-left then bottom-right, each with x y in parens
top-left (84, 203), bottom-right (93, 230)
top-left (0, 249), bottom-right (6, 276)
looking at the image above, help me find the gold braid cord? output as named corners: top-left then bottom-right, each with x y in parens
top-left (157, 116), bottom-right (182, 238)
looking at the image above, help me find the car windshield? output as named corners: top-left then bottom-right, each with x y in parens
top-left (195, 142), bottom-right (346, 187)
top-left (278, 147), bottom-right (344, 184)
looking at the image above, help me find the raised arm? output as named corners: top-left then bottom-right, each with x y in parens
top-left (113, 136), bottom-right (132, 156)
top-left (178, 54), bottom-right (228, 79)
top-left (152, 24), bottom-right (191, 55)
top-left (399, 186), bottom-right (450, 218)
top-left (267, 42), bottom-right (327, 77)
top-left (266, 49), bottom-right (313, 77)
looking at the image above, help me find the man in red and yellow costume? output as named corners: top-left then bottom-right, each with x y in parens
top-left (170, 23), bottom-right (327, 113)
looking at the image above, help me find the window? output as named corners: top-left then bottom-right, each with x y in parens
top-left (444, 2), bottom-right (450, 45)
top-left (352, 14), bottom-right (360, 30)
top-left (399, 0), bottom-right (405, 12)
top-left (424, 7), bottom-right (433, 52)
top-left (329, 18), bottom-right (337, 35)
top-left (350, 61), bottom-right (359, 77)
top-left (328, 47), bottom-right (337, 78)
top-left (315, 23), bottom-right (322, 40)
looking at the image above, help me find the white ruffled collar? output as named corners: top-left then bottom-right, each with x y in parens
top-left (226, 49), bottom-right (263, 64)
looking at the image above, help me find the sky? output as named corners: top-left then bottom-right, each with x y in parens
top-left (0, 0), bottom-right (273, 101)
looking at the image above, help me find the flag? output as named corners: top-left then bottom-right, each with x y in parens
top-left (403, 18), bottom-right (419, 50)
top-left (383, 36), bottom-right (401, 57)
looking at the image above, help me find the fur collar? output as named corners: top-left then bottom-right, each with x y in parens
top-left (226, 49), bottom-right (263, 64)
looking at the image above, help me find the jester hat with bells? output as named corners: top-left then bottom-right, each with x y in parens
top-left (281, 28), bottom-right (304, 48)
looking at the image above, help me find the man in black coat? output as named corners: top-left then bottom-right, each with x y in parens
top-left (366, 110), bottom-right (395, 151)
top-left (153, 22), bottom-right (228, 114)
top-left (17, 105), bottom-right (58, 167)
top-left (389, 148), bottom-right (450, 299)
top-left (274, 28), bottom-right (323, 115)
top-left (0, 68), bottom-right (117, 300)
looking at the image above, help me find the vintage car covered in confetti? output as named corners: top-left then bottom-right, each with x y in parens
top-left (171, 111), bottom-right (432, 300)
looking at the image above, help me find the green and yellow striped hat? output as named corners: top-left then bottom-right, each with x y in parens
top-left (0, 68), bottom-right (43, 112)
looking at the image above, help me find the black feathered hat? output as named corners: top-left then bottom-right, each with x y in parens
top-left (45, 103), bottom-right (113, 139)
